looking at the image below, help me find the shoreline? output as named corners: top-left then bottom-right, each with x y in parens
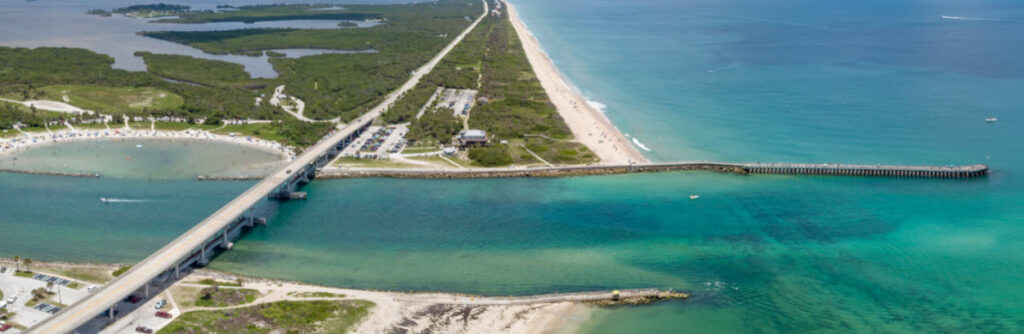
top-left (0, 258), bottom-right (683, 334)
top-left (0, 126), bottom-right (295, 164)
top-left (506, 2), bottom-right (649, 165)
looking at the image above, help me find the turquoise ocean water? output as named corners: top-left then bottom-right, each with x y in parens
top-left (1, 0), bottom-right (1023, 332)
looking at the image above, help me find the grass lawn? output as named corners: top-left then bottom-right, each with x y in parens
top-left (212, 124), bottom-right (282, 142)
top-left (73, 123), bottom-right (111, 130)
top-left (40, 85), bottom-right (184, 113)
top-left (287, 291), bottom-right (345, 298)
top-left (400, 146), bottom-right (439, 154)
top-left (1, 129), bottom-right (21, 138)
top-left (196, 278), bottom-right (242, 287)
top-left (410, 155), bottom-right (471, 168)
top-left (170, 286), bottom-right (203, 308)
top-left (159, 300), bottom-right (374, 334)
top-left (333, 157), bottom-right (419, 168)
top-left (192, 287), bottom-right (260, 308)
top-left (33, 265), bottom-right (113, 284)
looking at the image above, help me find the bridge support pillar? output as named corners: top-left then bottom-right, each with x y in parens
top-left (145, 283), bottom-right (150, 298)
top-left (174, 264), bottom-right (180, 279)
top-left (109, 304), bottom-right (115, 321)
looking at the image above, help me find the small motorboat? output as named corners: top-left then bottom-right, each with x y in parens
top-left (985, 117), bottom-right (997, 123)
top-left (100, 197), bottom-right (110, 203)
top-left (690, 194), bottom-right (700, 200)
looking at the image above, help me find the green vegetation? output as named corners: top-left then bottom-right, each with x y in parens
top-left (193, 287), bottom-right (260, 308)
top-left (385, 5), bottom-right (596, 166)
top-left (39, 84), bottom-right (183, 113)
top-left (405, 108), bottom-right (462, 144)
top-left (137, 52), bottom-right (253, 86)
top-left (333, 157), bottom-right (418, 168)
top-left (286, 291), bottom-right (345, 298)
top-left (138, 0), bottom-right (481, 121)
top-left (89, 4), bottom-right (190, 17)
top-left (468, 145), bottom-right (512, 167)
top-left (196, 278), bottom-right (242, 287)
top-left (0, 47), bottom-right (278, 121)
top-left (468, 9), bottom-right (570, 140)
top-left (153, 4), bottom-right (376, 24)
top-left (212, 121), bottom-right (334, 148)
top-left (112, 265), bottom-right (131, 277)
top-left (0, 102), bottom-right (46, 129)
top-left (33, 265), bottom-right (114, 284)
top-left (13, 271), bottom-right (33, 278)
top-left (159, 300), bottom-right (374, 334)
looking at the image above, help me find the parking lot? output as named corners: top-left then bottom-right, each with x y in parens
top-left (0, 266), bottom-right (91, 332)
top-left (437, 88), bottom-right (477, 117)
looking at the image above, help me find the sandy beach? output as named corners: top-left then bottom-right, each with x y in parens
top-left (0, 259), bottom-right (593, 334)
top-left (0, 126), bottom-right (296, 162)
top-left (507, 2), bottom-right (649, 165)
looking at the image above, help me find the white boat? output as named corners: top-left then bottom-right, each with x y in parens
top-left (100, 197), bottom-right (110, 203)
top-left (689, 194), bottom-right (700, 200)
top-left (985, 117), bottom-right (997, 123)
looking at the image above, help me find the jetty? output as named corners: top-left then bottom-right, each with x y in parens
top-left (0, 168), bottom-right (100, 178)
top-left (317, 162), bottom-right (989, 179)
top-left (467, 288), bottom-right (688, 306)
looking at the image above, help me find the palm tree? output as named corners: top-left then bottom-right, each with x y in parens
top-left (13, 256), bottom-right (19, 272)
top-left (46, 281), bottom-right (54, 293)
top-left (23, 258), bottom-right (32, 273)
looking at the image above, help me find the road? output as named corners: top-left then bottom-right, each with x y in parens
top-left (26, 1), bottom-right (488, 332)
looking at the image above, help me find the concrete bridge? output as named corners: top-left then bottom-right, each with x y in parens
top-left (27, 1), bottom-right (489, 332)
top-left (317, 162), bottom-right (990, 179)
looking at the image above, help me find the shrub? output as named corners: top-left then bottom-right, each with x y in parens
top-left (468, 146), bottom-right (512, 167)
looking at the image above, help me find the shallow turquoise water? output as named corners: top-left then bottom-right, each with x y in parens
top-left (0, 0), bottom-right (1023, 333)
top-left (0, 140), bottom-right (284, 179)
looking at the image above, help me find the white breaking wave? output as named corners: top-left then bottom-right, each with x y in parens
top-left (100, 198), bottom-right (152, 203)
top-left (941, 15), bottom-right (999, 21)
top-left (632, 137), bottom-right (652, 152)
top-left (586, 100), bottom-right (607, 113)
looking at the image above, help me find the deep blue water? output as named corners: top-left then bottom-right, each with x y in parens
top-left (0, 0), bottom-right (1023, 333)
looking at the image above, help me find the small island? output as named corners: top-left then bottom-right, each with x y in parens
top-left (87, 3), bottom-right (191, 18)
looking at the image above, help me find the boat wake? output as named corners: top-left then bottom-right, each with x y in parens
top-left (100, 197), bottom-right (152, 203)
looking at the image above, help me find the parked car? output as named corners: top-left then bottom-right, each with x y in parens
top-left (135, 326), bottom-right (153, 333)
top-left (87, 285), bottom-right (99, 293)
top-left (5, 296), bottom-right (15, 304)
top-left (154, 299), bottom-right (167, 309)
top-left (0, 323), bottom-right (11, 332)
top-left (155, 311), bottom-right (172, 319)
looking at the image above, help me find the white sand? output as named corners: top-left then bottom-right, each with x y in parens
top-left (176, 270), bottom-right (591, 334)
top-left (0, 126), bottom-right (295, 161)
top-left (507, 3), bottom-right (649, 165)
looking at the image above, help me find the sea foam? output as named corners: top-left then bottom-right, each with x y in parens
top-left (632, 137), bottom-right (652, 152)
top-left (586, 100), bottom-right (607, 113)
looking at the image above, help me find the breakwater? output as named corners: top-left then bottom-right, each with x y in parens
top-left (0, 168), bottom-right (100, 178)
top-left (317, 162), bottom-right (989, 179)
